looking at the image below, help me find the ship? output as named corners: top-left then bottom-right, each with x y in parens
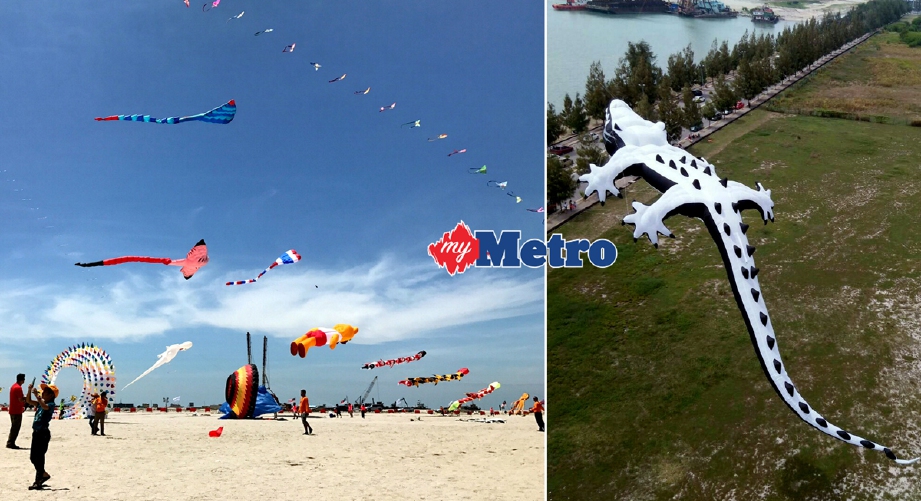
top-left (552, 0), bottom-right (588, 10)
top-left (676, 0), bottom-right (738, 17)
top-left (751, 5), bottom-right (780, 23)
top-left (583, 0), bottom-right (671, 14)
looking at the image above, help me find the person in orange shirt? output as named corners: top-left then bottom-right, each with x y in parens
top-left (299, 389), bottom-right (313, 435)
top-left (94, 391), bottom-right (109, 436)
top-left (530, 396), bottom-right (544, 432)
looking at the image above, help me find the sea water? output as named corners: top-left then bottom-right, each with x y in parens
top-left (547, 0), bottom-right (800, 106)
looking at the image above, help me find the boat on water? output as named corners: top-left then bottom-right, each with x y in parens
top-left (582, 0), bottom-right (671, 14)
top-left (751, 5), bottom-right (780, 23)
top-left (552, 0), bottom-right (588, 10)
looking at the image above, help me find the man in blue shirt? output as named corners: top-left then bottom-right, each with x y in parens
top-left (25, 382), bottom-right (57, 490)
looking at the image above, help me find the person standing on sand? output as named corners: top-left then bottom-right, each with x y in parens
top-left (25, 382), bottom-right (57, 490)
top-left (87, 393), bottom-right (98, 435)
top-left (360, 404), bottom-right (366, 418)
top-left (94, 391), bottom-right (109, 436)
top-left (530, 396), bottom-right (544, 432)
top-left (299, 390), bottom-right (313, 435)
top-left (7, 373), bottom-right (26, 449)
top-left (348, 402), bottom-right (354, 417)
top-left (500, 400), bottom-right (506, 414)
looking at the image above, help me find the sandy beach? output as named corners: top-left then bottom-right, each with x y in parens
top-left (0, 410), bottom-right (545, 499)
top-left (723, 0), bottom-right (873, 21)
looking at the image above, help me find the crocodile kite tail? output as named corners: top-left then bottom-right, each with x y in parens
top-left (696, 207), bottom-right (919, 464)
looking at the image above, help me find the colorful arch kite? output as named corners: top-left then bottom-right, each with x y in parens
top-left (95, 100), bottom-right (236, 125)
top-left (290, 324), bottom-right (359, 358)
top-left (361, 350), bottom-right (426, 370)
top-left (42, 343), bottom-right (116, 420)
top-left (399, 368), bottom-right (469, 387)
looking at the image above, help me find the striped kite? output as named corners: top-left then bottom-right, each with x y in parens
top-left (328, 74), bottom-right (346, 83)
top-left (75, 239), bottom-right (209, 280)
top-left (225, 249), bottom-right (301, 286)
top-left (354, 87), bottom-right (371, 95)
top-left (379, 102), bottom-right (396, 112)
top-left (94, 100), bottom-right (236, 125)
top-left (448, 382), bottom-right (500, 412)
top-left (428, 134), bottom-right (448, 142)
top-left (448, 148), bottom-right (467, 156)
top-left (527, 207), bottom-right (544, 213)
top-left (399, 368), bottom-right (469, 387)
top-left (362, 351), bottom-right (426, 370)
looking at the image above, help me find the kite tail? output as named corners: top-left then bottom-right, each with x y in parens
top-left (707, 216), bottom-right (920, 465)
top-left (76, 256), bottom-right (172, 267)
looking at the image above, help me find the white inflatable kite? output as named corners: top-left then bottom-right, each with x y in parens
top-left (122, 341), bottom-right (193, 390)
top-left (579, 99), bottom-right (919, 465)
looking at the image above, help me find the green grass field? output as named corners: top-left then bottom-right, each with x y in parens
top-left (548, 109), bottom-right (921, 500)
top-left (767, 32), bottom-right (921, 125)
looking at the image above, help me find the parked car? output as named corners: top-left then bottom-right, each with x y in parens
top-left (689, 123), bottom-right (703, 133)
top-left (691, 89), bottom-right (703, 97)
top-left (692, 96), bottom-right (706, 103)
top-left (708, 112), bottom-right (723, 121)
top-left (549, 145), bottom-right (574, 155)
top-left (734, 101), bottom-right (746, 110)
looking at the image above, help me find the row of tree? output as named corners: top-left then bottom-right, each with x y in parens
top-left (546, 0), bottom-right (910, 211)
top-left (548, 0), bottom-right (909, 145)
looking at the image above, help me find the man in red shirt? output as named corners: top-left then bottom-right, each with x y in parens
top-left (299, 389), bottom-right (313, 435)
top-left (7, 373), bottom-right (26, 449)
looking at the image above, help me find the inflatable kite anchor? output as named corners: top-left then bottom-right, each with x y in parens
top-left (579, 99), bottom-right (919, 465)
top-left (290, 324), bottom-right (359, 358)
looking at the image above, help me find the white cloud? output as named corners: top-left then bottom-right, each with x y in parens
top-left (0, 256), bottom-right (543, 345)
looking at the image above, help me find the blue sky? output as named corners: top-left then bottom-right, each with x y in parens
top-left (0, 1), bottom-right (545, 409)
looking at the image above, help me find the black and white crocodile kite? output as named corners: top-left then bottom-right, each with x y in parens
top-left (580, 99), bottom-right (918, 464)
